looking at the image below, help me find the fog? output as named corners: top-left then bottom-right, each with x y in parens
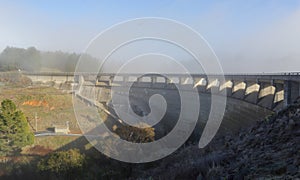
top-left (219, 8), bottom-right (300, 73)
top-left (0, 1), bottom-right (300, 73)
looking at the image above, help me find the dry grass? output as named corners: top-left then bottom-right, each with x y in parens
top-left (33, 136), bottom-right (81, 150)
top-left (0, 85), bottom-right (86, 156)
top-left (0, 86), bottom-right (80, 132)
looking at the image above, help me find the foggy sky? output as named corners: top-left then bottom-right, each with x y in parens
top-left (0, 1), bottom-right (300, 73)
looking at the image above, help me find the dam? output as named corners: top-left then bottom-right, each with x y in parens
top-left (22, 71), bottom-right (300, 140)
top-left (23, 71), bottom-right (300, 110)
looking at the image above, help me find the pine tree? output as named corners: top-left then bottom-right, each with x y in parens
top-left (0, 99), bottom-right (34, 156)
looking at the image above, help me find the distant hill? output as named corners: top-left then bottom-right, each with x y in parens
top-left (0, 46), bottom-right (97, 72)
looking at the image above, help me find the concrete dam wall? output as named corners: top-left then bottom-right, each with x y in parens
top-left (24, 72), bottom-right (299, 140)
top-left (78, 84), bottom-right (272, 140)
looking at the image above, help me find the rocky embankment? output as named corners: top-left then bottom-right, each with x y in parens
top-left (135, 99), bottom-right (300, 179)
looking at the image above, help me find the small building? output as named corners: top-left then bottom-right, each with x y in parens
top-left (52, 121), bottom-right (70, 134)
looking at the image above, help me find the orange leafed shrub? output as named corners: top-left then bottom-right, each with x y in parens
top-left (22, 100), bottom-right (49, 108)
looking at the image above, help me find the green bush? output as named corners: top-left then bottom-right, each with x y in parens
top-left (37, 149), bottom-right (86, 177)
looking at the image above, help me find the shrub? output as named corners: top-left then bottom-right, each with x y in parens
top-left (115, 124), bottom-right (155, 143)
top-left (37, 148), bottom-right (86, 177)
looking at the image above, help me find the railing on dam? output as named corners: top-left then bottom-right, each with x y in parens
top-left (22, 71), bottom-right (300, 111)
top-left (22, 71), bottom-right (300, 77)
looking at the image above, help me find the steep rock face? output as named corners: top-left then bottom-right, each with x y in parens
top-left (218, 100), bottom-right (300, 179)
top-left (134, 99), bottom-right (300, 179)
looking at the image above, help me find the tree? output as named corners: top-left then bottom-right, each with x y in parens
top-left (37, 149), bottom-right (86, 178)
top-left (0, 99), bottom-right (34, 156)
top-left (0, 46), bottom-right (41, 71)
top-left (22, 47), bottom-right (41, 71)
top-left (115, 124), bottom-right (155, 143)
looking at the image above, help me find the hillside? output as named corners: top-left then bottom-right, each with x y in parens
top-left (0, 46), bottom-right (98, 72)
top-left (133, 99), bottom-right (300, 179)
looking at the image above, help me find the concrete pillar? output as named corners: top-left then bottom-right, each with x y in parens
top-left (206, 79), bottom-right (220, 94)
top-left (257, 81), bottom-right (276, 109)
top-left (165, 76), bottom-right (178, 89)
top-left (178, 77), bottom-right (183, 85)
top-left (194, 78), bottom-right (207, 87)
top-left (284, 81), bottom-right (300, 106)
top-left (232, 81), bottom-right (246, 99)
top-left (194, 77), bottom-right (207, 93)
top-left (244, 81), bottom-right (260, 104)
top-left (206, 79), bottom-right (219, 89)
top-left (273, 83), bottom-right (284, 110)
top-left (109, 76), bottom-right (114, 85)
top-left (192, 76), bottom-right (202, 86)
top-left (164, 77), bottom-right (169, 84)
top-left (137, 77), bottom-right (142, 83)
top-left (151, 76), bottom-right (157, 84)
top-left (219, 80), bottom-right (233, 96)
top-left (165, 77), bottom-right (173, 89)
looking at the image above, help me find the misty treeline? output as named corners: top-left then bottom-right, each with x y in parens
top-left (0, 46), bottom-right (96, 72)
